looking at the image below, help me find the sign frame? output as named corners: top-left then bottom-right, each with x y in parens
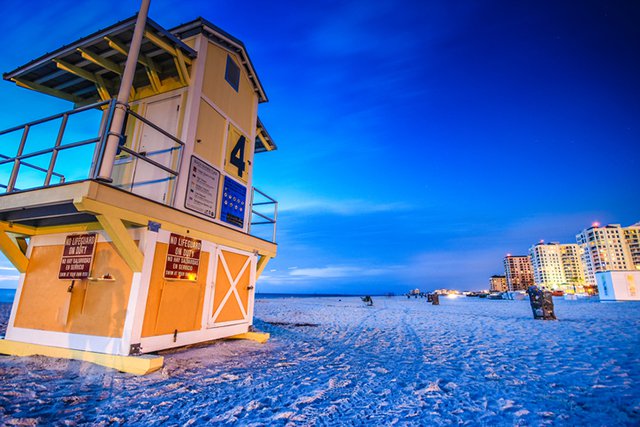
top-left (163, 233), bottom-right (203, 281)
top-left (220, 176), bottom-right (247, 229)
top-left (184, 155), bottom-right (221, 219)
top-left (58, 233), bottom-right (98, 280)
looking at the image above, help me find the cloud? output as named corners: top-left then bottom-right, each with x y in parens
top-left (0, 275), bottom-right (19, 281)
top-left (258, 263), bottom-right (400, 288)
top-left (290, 266), bottom-right (395, 279)
top-left (279, 194), bottom-right (410, 216)
top-left (0, 266), bottom-right (17, 271)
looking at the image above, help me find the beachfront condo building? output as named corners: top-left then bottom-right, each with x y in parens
top-left (623, 223), bottom-right (640, 267)
top-left (577, 223), bottom-right (639, 287)
top-left (529, 243), bottom-right (564, 289)
top-left (503, 255), bottom-right (534, 291)
top-left (561, 243), bottom-right (587, 292)
top-left (489, 275), bottom-right (507, 292)
top-left (529, 242), bottom-right (586, 291)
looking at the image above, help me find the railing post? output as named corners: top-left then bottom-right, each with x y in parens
top-left (96, 0), bottom-right (151, 182)
top-left (272, 201), bottom-right (278, 243)
top-left (44, 114), bottom-right (69, 186)
top-left (6, 125), bottom-right (30, 192)
top-left (248, 187), bottom-right (255, 235)
top-left (91, 99), bottom-right (117, 179)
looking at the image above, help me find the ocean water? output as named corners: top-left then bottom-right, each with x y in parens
top-left (0, 289), bottom-right (15, 304)
top-left (0, 296), bottom-right (639, 425)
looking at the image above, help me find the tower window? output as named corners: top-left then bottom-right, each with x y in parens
top-left (225, 55), bottom-right (240, 92)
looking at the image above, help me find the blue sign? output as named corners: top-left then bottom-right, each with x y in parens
top-left (221, 176), bottom-right (246, 228)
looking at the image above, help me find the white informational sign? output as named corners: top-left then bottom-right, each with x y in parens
top-left (185, 156), bottom-right (220, 218)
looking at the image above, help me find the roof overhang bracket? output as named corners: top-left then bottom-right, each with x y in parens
top-left (77, 48), bottom-right (123, 75)
top-left (144, 30), bottom-right (191, 85)
top-left (74, 198), bottom-right (144, 272)
top-left (53, 59), bottom-right (117, 101)
top-left (11, 77), bottom-right (79, 103)
top-left (104, 36), bottom-right (162, 93)
top-left (0, 221), bottom-right (36, 273)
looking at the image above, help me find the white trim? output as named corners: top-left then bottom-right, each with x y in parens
top-left (173, 34), bottom-right (207, 214)
top-left (6, 327), bottom-right (125, 355)
top-left (200, 240), bottom-right (218, 330)
top-left (120, 229), bottom-right (158, 354)
top-left (140, 322), bottom-right (249, 354)
top-left (244, 95), bottom-right (259, 233)
top-left (247, 251), bottom-right (257, 326)
top-left (5, 234), bottom-right (31, 334)
top-left (5, 272), bottom-right (27, 335)
top-left (119, 271), bottom-right (142, 354)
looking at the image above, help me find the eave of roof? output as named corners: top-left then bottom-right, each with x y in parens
top-left (3, 15), bottom-right (196, 82)
top-left (170, 17), bottom-right (268, 103)
top-left (255, 117), bottom-right (277, 153)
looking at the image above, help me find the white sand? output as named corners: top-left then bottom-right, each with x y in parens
top-left (0, 296), bottom-right (639, 425)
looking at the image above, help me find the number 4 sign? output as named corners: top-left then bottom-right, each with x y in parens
top-left (225, 125), bottom-right (250, 182)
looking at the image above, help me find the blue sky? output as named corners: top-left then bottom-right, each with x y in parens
top-left (0, 0), bottom-right (638, 293)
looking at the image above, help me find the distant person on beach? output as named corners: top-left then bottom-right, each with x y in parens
top-left (361, 296), bottom-right (373, 306)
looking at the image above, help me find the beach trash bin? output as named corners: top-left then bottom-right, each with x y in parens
top-left (541, 291), bottom-right (556, 320)
top-left (431, 293), bottom-right (440, 305)
top-left (527, 285), bottom-right (544, 319)
top-left (527, 286), bottom-right (556, 320)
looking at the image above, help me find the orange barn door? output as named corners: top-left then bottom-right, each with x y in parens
top-left (209, 248), bottom-right (255, 326)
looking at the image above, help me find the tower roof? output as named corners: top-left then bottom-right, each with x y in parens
top-left (170, 17), bottom-right (268, 103)
top-left (3, 15), bottom-right (197, 104)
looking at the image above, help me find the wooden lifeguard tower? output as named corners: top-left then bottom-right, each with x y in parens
top-left (0, 7), bottom-right (278, 374)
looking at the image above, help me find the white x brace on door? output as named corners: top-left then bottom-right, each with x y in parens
top-left (208, 247), bottom-right (256, 327)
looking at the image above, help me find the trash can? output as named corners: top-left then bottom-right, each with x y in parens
top-left (541, 291), bottom-right (556, 320)
top-left (527, 286), bottom-right (556, 320)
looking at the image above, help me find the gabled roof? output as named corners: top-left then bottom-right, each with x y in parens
top-left (170, 17), bottom-right (268, 103)
top-left (3, 15), bottom-right (197, 104)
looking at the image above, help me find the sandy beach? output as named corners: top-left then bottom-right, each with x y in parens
top-left (0, 296), bottom-right (639, 425)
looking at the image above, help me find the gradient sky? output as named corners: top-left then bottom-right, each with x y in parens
top-left (0, 0), bottom-right (638, 293)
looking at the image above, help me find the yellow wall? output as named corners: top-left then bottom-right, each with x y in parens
top-left (141, 243), bottom-right (209, 337)
top-left (194, 99), bottom-right (226, 167)
top-left (14, 242), bottom-right (133, 338)
top-left (212, 250), bottom-right (251, 323)
top-left (201, 43), bottom-right (256, 136)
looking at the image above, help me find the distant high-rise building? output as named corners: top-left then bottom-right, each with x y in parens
top-left (489, 275), bottom-right (507, 292)
top-left (576, 223), bottom-right (638, 287)
top-left (503, 255), bottom-right (534, 291)
top-left (529, 242), bottom-right (585, 291)
top-left (560, 243), bottom-right (587, 290)
top-left (529, 243), bottom-right (565, 289)
top-left (623, 223), bottom-right (640, 267)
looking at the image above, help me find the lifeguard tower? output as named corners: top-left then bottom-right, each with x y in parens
top-left (0, 8), bottom-right (278, 374)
